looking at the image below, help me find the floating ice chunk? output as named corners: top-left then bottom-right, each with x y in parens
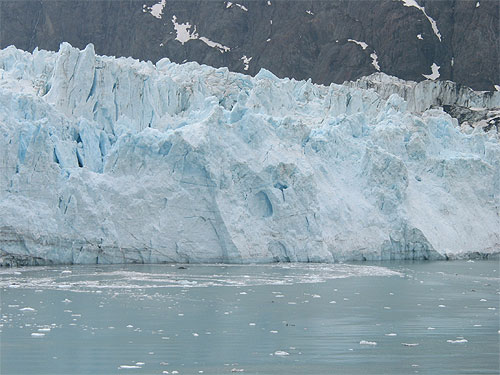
top-left (401, 343), bottom-right (419, 346)
top-left (447, 339), bottom-right (468, 344)
top-left (359, 340), bottom-right (377, 345)
top-left (270, 330), bottom-right (278, 333)
top-left (274, 350), bottom-right (290, 356)
top-left (385, 333), bottom-right (397, 336)
top-left (119, 365), bottom-right (141, 369)
top-left (19, 307), bottom-right (36, 311)
top-left (31, 332), bottom-right (45, 337)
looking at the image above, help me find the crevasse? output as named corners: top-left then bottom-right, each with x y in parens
top-left (0, 43), bottom-right (499, 266)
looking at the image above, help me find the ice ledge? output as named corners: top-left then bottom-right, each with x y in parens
top-left (0, 44), bottom-right (499, 265)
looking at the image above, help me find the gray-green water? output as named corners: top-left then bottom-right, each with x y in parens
top-left (1, 261), bottom-right (498, 374)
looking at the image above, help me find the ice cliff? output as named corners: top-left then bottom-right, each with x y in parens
top-left (0, 43), bottom-right (499, 265)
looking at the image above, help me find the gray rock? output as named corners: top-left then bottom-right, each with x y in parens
top-left (0, 0), bottom-right (497, 91)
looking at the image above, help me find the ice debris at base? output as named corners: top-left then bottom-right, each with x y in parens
top-left (0, 43), bottom-right (499, 265)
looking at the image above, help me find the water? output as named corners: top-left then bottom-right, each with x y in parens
top-left (0, 261), bottom-right (498, 374)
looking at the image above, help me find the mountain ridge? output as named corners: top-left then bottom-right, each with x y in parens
top-left (1, 0), bottom-right (498, 91)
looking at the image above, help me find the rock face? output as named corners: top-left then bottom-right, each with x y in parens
top-left (0, 44), bottom-right (499, 265)
top-left (0, 0), bottom-right (498, 91)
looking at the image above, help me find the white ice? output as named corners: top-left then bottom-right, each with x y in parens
top-left (0, 44), bottom-right (499, 265)
top-left (422, 63), bottom-right (440, 80)
top-left (401, 0), bottom-right (442, 41)
top-left (348, 39), bottom-right (368, 50)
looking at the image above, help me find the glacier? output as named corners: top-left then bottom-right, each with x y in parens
top-left (0, 43), bottom-right (499, 266)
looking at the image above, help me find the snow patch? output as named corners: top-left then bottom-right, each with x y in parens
top-left (370, 52), bottom-right (380, 71)
top-left (348, 39), bottom-right (368, 50)
top-left (422, 63), bottom-right (440, 80)
top-left (171, 16), bottom-right (230, 53)
top-left (143, 0), bottom-right (166, 19)
top-left (401, 0), bottom-right (442, 41)
top-left (226, 2), bottom-right (248, 11)
top-left (235, 3), bottom-right (248, 11)
top-left (241, 55), bottom-right (253, 71)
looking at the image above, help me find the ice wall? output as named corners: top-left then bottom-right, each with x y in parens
top-left (0, 43), bottom-right (498, 265)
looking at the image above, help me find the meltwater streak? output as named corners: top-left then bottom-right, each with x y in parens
top-left (0, 263), bottom-right (401, 292)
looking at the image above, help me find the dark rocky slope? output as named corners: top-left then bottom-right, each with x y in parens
top-left (0, 0), bottom-right (498, 91)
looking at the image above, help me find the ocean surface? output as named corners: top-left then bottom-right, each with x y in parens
top-left (0, 261), bottom-right (498, 374)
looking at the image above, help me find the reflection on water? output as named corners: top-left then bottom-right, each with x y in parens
top-left (1, 261), bottom-right (499, 374)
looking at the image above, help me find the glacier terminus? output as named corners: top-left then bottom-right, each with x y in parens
top-left (0, 43), bottom-right (499, 265)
